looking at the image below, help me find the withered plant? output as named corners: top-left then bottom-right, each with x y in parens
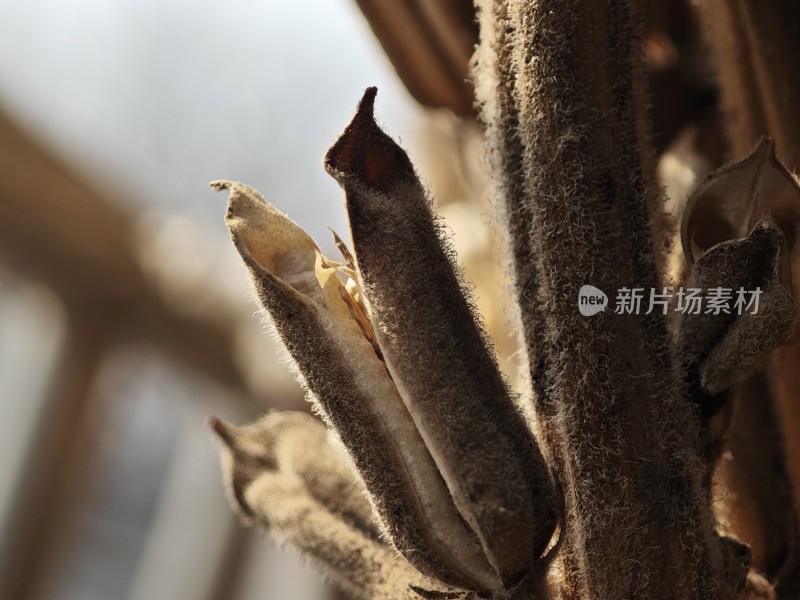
top-left (210, 1), bottom-right (800, 598)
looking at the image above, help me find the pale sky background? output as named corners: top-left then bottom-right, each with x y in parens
top-left (0, 0), bottom-right (426, 246)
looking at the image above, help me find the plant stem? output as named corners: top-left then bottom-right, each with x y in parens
top-left (476, 1), bottom-right (740, 597)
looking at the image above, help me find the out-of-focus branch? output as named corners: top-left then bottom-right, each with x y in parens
top-left (0, 317), bottom-right (105, 600)
top-left (353, 0), bottom-right (477, 115)
top-left (716, 375), bottom-right (798, 584)
top-left (697, 0), bottom-right (800, 167)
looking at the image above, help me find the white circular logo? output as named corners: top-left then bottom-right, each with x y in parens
top-left (578, 285), bottom-right (608, 316)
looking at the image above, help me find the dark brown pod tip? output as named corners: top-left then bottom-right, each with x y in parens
top-left (324, 87), bottom-right (415, 191)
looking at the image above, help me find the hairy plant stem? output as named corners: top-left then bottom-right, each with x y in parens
top-left (475, 1), bottom-right (739, 598)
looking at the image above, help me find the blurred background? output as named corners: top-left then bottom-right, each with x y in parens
top-left (0, 0), bottom-right (490, 598)
top-left (0, 0), bottom-right (716, 598)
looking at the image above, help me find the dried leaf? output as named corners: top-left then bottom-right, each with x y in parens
top-left (330, 227), bottom-right (356, 270)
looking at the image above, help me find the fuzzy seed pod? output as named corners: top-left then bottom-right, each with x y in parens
top-left (209, 412), bottom-right (426, 599)
top-left (325, 87), bottom-right (558, 586)
top-left (680, 216), bottom-right (794, 397)
top-left (216, 179), bottom-right (506, 591)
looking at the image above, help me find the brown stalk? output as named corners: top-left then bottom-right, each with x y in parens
top-left (475, 1), bottom-right (740, 598)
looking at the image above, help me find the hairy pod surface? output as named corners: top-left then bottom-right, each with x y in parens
top-left (217, 180), bottom-right (503, 590)
top-left (325, 88), bottom-right (558, 585)
top-left (209, 412), bottom-right (427, 599)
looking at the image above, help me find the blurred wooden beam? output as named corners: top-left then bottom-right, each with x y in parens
top-left (354, 0), bottom-right (478, 115)
top-left (0, 109), bottom-right (297, 410)
top-left (0, 318), bottom-right (105, 600)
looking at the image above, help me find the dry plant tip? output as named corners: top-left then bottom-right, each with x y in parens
top-left (324, 87), bottom-right (415, 190)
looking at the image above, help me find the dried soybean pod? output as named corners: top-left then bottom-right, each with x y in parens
top-left (216, 181), bottom-right (501, 591)
top-left (325, 88), bottom-right (558, 585)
